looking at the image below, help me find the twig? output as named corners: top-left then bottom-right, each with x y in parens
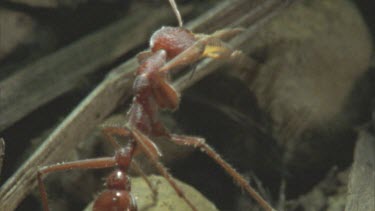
top-left (0, 138), bottom-right (4, 178)
top-left (0, 4), bottom-right (180, 131)
top-left (0, 0), bottom-right (296, 210)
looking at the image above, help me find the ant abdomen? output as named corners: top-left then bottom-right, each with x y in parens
top-left (150, 26), bottom-right (197, 59)
top-left (93, 170), bottom-right (136, 211)
top-left (93, 190), bottom-right (137, 211)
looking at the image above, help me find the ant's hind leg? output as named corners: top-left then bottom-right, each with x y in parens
top-left (131, 129), bottom-right (198, 211)
top-left (101, 127), bottom-right (132, 149)
top-left (168, 134), bottom-right (277, 211)
top-left (37, 157), bottom-right (117, 211)
top-left (131, 160), bottom-right (158, 199)
top-left (102, 127), bottom-right (159, 199)
top-left (102, 126), bottom-right (162, 158)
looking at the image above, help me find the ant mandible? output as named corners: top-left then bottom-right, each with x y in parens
top-left (37, 1), bottom-right (276, 211)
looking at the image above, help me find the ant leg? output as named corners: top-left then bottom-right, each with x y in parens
top-left (159, 40), bottom-right (206, 74)
top-left (102, 127), bottom-right (159, 198)
top-left (199, 37), bottom-right (258, 78)
top-left (169, 134), bottom-right (277, 211)
top-left (137, 50), bottom-right (153, 63)
top-left (159, 36), bottom-right (249, 75)
top-left (131, 129), bottom-right (198, 211)
top-left (101, 127), bottom-right (132, 149)
top-left (211, 28), bottom-right (245, 40)
top-left (131, 160), bottom-right (158, 198)
top-left (37, 157), bottom-right (117, 211)
top-left (150, 74), bottom-right (180, 110)
top-left (195, 28), bottom-right (245, 41)
top-left (102, 126), bottom-right (162, 159)
top-left (200, 37), bottom-right (241, 60)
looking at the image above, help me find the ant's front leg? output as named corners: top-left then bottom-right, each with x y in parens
top-left (168, 134), bottom-right (277, 211)
top-left (208, 28), bottom-right (245, 40)
top-left (158, 40), bottom-right (206, 74)
top-left (159, 29), bottom-right (248, 75)
top-left (136, 50), bottom-right (153, 63)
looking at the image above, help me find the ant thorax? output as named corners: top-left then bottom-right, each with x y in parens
top-left (129, 50), bottom-right (172, 136)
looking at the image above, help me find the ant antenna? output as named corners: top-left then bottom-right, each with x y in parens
top-left (168, 0), bottom-right (183, 27)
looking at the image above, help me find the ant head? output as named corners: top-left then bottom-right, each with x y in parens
top-left (150, 26), bottom-right (196, 60)
top-left (148, 0), bottom-right (196, 60)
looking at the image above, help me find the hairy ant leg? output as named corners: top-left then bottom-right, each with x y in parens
top-left (38, 137), bottom-right (141, 211)
top-left (208, 28), bottom-right (245, 40)
top-left (101, 127), bottom-right (159, 196)
top-left (168, 134), bottom-right (276, 211)
top-left (206, 28), bottom-right (259, 72)
top-left (159, 28), bottom-right (248, 75)
top-left (37, 157), bottom-right (117, 211)
top-left (131, 128), bottom-right (198, 211)
top-left (101, 126), bottom-right (130, 149)
top-left (37, 127), bottom-right (148, 211)
top-left (102, 127), bottom-right (162, 159)
top-left (130, 159), bottom-right (158, 198)
top-left (102, 126), bottom-right (197, 211)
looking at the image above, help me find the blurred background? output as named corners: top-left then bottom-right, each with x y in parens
top-left (0, 0), bottom-right (374, 210)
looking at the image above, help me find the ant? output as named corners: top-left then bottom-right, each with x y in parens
top-left (37, 0), bottom-right (276, 211)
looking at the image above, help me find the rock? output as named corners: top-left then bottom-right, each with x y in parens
top-left (345, 131), bottom-right (375, 211)
top-left (84, 175), bottom-right (218, 211)
top-left (234, 0), bottom-right (372, 179)
top-left (288, 167), bottom-right (349, 211)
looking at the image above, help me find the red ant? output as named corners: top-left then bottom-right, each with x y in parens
top-left (37, 1), bottom-right (276, 211)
